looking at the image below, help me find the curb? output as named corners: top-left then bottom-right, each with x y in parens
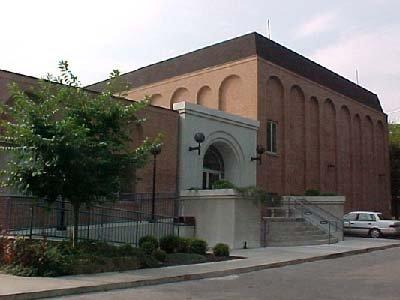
top-left (2, 243), bottom-right (400, 300)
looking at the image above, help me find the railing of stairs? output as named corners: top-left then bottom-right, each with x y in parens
top-left (288, 197), bottom-right (344, 243)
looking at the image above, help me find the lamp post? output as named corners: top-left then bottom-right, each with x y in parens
top-left (188, 132), bottom-right (205, 155)
top-left (251, 144), bottom-right (266, 164)
top-left (151, 144), bottom-right (162, 221)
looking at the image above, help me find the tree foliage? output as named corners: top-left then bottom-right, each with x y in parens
top-left (0, 61), bottom-right (161, 243)
top-left (389, 123), bottom-right (400, 217)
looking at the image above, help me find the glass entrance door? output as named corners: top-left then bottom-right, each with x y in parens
top-left (202, 169), bottom-right (223, 189)
top-left (202, 145), bottom-right (224, 189)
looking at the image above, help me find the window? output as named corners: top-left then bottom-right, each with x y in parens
top-left (344, 213), bottom-right (357, 221)
top-left (202, 145), bottom-right (224, 189)
top-left (377, 213), bottom-right (391, 220)
top-left (357, 213), bottom-right (374, 221)
top-left (267, 121), bottom-right (277, 153)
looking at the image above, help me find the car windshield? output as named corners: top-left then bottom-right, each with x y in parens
top-left (377, 213), bottom-right (391, 220)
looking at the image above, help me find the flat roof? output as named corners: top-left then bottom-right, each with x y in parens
top-left (87, 32), bottom-right (382, 112)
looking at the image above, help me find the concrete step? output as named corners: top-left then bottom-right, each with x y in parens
top-left (268, 224), bottom-right (320, 232)
top-left (272, 229), bottom-right (325, 237)
top-left (269, 234), bottom-right (331, 242)
top-left (267, 237), bottom-right (339, 247)
top-left (264, 218), bottom-right (339, 247)
top-left (264, 217), bottom-right (305, 222)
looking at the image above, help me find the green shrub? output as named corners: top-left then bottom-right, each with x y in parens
top-left (117, 244), bottom-right (140, 257)
top-left (159, 235), bottom-right (180, 253)
top-left (177, 237), bottom-right (190, 253)
top-left (0, 237), bottom-right (11, 264)
top-left (3, 239), bottom-right (71, 276)
top-left (38, 246), bottom-right (72, 276)
top-left (212, 180), bottom-right (236, 189)
top-left (236, 186), bottom-right (281, 207)
top-left (166, 253), bottom-right (207, 265)
top-left (140, 241), bottom-right (156, 256)
top-left (153, 249), bottom-right (167, 262)
top-left (189, 238), bottom-right (207, 255)
top-left (111, 256), bottom-right (141, 271)
top-left (213, 243), bottom-right (230, 257)
top-left (138, 235), bottom-right (159, 250)
top-left (304, 189), bottom-right (320, 196)
top-left (5, 238), bottom-right (34, 266)
top-left (320, 192), bottom-right (337, 196)
top-left (77, 240), bottom-right (117, 257)
top-left (142, 255), bottom-right (161, 268)
top-left (53, 240), bottom-right (77, 256)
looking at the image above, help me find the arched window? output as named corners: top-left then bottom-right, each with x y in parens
top-left (202, 145), bottom-right (224, 189)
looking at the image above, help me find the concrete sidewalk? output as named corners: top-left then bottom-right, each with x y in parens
top-left (1, 237), bottom-right (399, 300)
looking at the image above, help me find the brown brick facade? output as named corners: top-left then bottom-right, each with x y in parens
top-left (132, 106), bottom-right (179, 194)
top-left (257, 58), bottom-right (391, 215)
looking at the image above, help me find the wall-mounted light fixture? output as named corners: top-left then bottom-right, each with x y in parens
top-left (188, 132), bottom-right (205, 155)
top-left (251, 144), bottom-right (266, 164)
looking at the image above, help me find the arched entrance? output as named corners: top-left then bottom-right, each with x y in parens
top-left (174, 102), bottom-right (259, 190)
top-left (201, 140), bottom-right (241, 189)
top-left (202, 145), bottom-right (224, 189)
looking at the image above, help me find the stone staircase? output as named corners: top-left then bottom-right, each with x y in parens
top-left (263, 218), bottom-right (339, 247)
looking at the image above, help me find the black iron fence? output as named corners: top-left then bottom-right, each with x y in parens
top-left (118, 192), bottom-right (178, 217)
top-left (1, 194), bottom-right (193, 246)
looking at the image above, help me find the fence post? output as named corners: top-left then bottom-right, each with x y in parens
top-left (29, 203), bottom-right (34, 240)
top-left (87, 208), bottom-right (90, 240)
top-left (328, 222), bottom-right (331, 244)
top-left (6, 196), bottom-right (12, 234)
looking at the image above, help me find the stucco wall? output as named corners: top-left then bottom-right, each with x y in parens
top-left (179, 189), bottom-right (261, 249)
top-left (173, 101), bottom-right (259, 190)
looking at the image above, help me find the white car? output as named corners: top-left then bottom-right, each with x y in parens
top-left (343, 211), bottom-right (400, 238)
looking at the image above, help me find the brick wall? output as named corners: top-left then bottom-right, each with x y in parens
top-left (257, 58), bottom-right (391, 215)
top-left (132, 106), bottom-right (179, 194)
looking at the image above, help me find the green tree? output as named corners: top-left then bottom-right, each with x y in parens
top-left (0, 61), bottom-right (160, 245)
top-left (389, 123), bottom-right (400, 218)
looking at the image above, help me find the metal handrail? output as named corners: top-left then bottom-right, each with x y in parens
top-left (295, 201), bottom-right (338, 227)
top-left (289, 197), bottom-right (343, 230)
top-left (297, 198), bottom-right (342, 225)
top-left (292, 200), bottom-right (340, 243)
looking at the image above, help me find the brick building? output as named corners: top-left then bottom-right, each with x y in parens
top-left (0, 32), bottom-right (391, 215)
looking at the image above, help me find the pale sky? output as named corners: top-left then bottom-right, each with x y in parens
top-left (1, 0), bottom-right (399, 120)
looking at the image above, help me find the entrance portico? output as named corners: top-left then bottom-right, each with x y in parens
top-left (173, 101), bottom-right (259, 191)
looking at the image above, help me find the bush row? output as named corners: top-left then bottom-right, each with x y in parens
top-left (0, 236), bottom-right (230, 277)
top-left (138, 235), bottom-right (230, 257)
top-left (139, 235), bottom-right (208, 255)
top-left (0, 238), bottom-right (162, 276)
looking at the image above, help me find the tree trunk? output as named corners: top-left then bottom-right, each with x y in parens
top-left (72, 202), bottom-right (80, 247)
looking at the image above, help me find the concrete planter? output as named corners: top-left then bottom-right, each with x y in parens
top-left (179, 189), bottom-right (260, 249)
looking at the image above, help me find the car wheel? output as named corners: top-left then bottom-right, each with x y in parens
top-left (369, 228), bottom-right (381, 238)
